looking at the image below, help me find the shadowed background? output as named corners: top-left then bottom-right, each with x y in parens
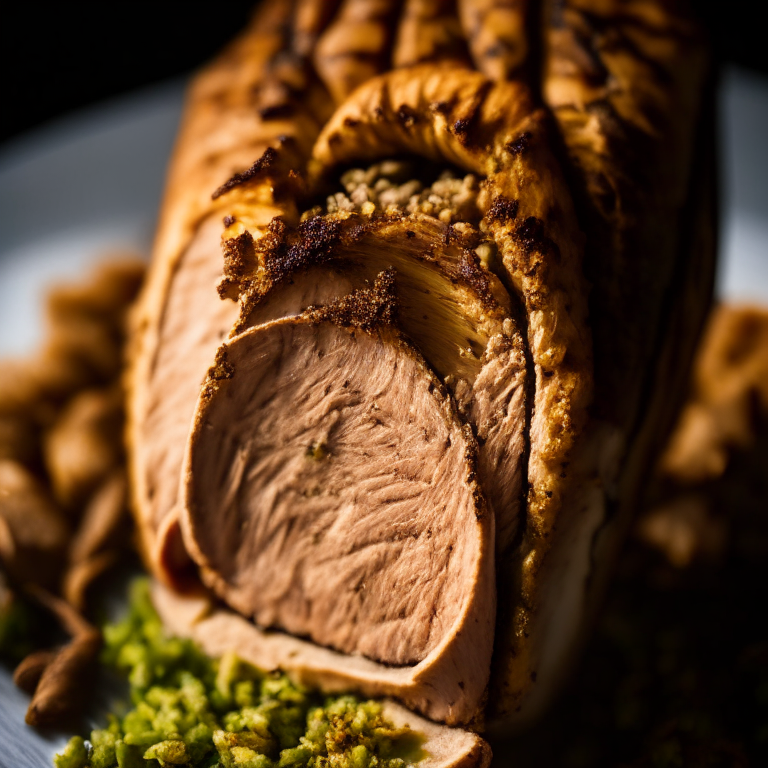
top-left (1, 2), bottom-right (765, 146)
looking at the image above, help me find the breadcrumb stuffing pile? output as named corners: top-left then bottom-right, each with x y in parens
top-left (314, 161), bottom-right (484, 225)
top-left (301, 160), bottom-right (500, 274)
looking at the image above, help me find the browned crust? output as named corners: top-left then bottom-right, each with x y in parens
top-left (487, 3), bottom-right (715, 722)
top-left (394, 0), bottom-right (471, 69)
top-left (221, 210), bottom-right (510, 333)
top-left (303, 268), bottom-right (399, 329)
top-left (313, 0), bottom-right (402, 104)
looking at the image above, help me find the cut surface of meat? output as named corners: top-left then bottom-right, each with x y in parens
top-left (182, 316), bottom-right (493, 668)
top-left (134, 216), bottom-right (240, 539)
top-left (236, 211), bottom-right (528, 552)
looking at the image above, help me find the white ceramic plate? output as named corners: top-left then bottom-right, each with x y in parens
top-left (1, 67), bottom-right (767, 767)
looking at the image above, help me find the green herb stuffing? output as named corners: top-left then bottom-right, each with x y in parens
top-left (54, 579), bottom-right (424, 768)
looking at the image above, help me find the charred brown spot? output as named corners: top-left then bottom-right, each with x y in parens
top-left (487, 196), bottom-right (519, 223)
top-left (264, 216), bottom-right (343, 284)
top-left (397, 104), bottom-right (419, 128)
top-left (445, 224), bottom-right (481, 250)
top-left (453, 118), bottom-right (470, 137)
top-left (220, 224), bottom-right (272, 301)
top-left (343, 116), bottom-right (359, 128)
top-left (506, 132), bottom-right (532, 156)
top-left (223, 215), bottom-right (236, 227)
top-left (201, 348), bottom-right (235, 401)
top-left (345, 220), bottom-right (375, 242)
top-left (515, 216), bottom-right (547, 251)
top-left (223, 231), bottom-right (255, 265)
top-left (211, 348), bottom-right (235, 382)
top-left (457, 251), bottom-right (496, 310)
top-left (263, 217), bottom-right (289, 252)
top-left (449, 82), bottom-right (490, 146)
top-left (212, 147), bottom-right (279, 199)
top-left (509, 216), bottom-right (563, 283)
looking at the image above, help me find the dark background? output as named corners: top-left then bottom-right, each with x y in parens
top-left (1, 2), bottom-right (766, 148)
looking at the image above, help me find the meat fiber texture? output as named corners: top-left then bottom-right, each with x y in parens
top-left (127, 0), bottom-right (714, 751)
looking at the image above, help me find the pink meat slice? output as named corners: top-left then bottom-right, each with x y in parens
top-left (181, 317), bottom-right (491, 667)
